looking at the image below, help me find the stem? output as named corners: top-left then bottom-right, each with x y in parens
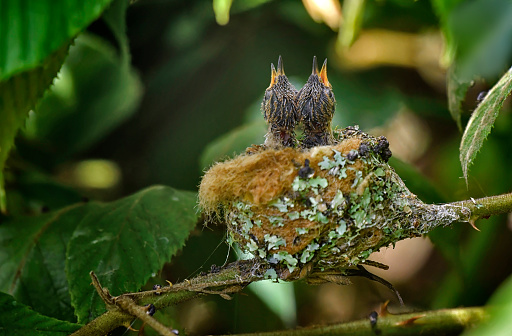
top-left (70, 193), bottom-right (511, 336)
top-left (90, 271), bottom-right (114, 306)
top-left (70, 310), bottom-right (133, 336)
top-left (116, 297), bottom-right (175, 336)
top-left (449, 192), bottom-right (512, 220)
top-left (222, 307), bottom-right (488, 336)
top-left (71, 260), bottom-right (270, 336)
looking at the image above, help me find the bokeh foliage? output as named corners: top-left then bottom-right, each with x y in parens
top-left (1, 0), bottom-right (512, 335)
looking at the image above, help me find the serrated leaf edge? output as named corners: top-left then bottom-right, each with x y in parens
top-left (460, 66), bottom-right (512, 183)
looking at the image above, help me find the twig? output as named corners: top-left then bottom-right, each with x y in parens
top-left (70, 192), bottom-right (512, 336)
top-left (71, 260), bottom-right (270, 336)
top-left (70, 310), bottom-right (133, 336)
top-left (219, 306), bottom-right (488, 336)
top-left (89, 271), bottom-right (114, 306)
top-left (115, 297), bottom-right (174, 336)
top-left (449, 192), bottom-right (512, 220)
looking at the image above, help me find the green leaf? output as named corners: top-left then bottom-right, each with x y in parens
top-left (0, 0), bottom-right (114, 81)
top-left (66, 186), bottom-right (198, 323)
top-left (0, 292), bottom-right (81, 336)
top-left (460, 66), bottom-right (512, 183)
top-left (0, 45), bottom-right (69, 213)
top-left (337, 0), bottom-right (366, 49)
top-left (199, 120), bottom-right (267, 170)
top-left (24, 34), bottom-right (142, 155)
top-left (446, 65), bottom-right (471, 131)
top-left (0, 204), bottom-right (88, 322)
top-left (0, 0), bottom-right (127, 212)
top-left (0, 185), bottom-right (198, 323)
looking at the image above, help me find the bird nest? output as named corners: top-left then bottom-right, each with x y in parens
top-left (199, 126), bottom-right (435, 281)
top-left (199, 57), bottom-right (463, 282)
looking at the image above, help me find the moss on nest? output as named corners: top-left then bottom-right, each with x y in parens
top-left (199, 126), bottom-right (464, 281)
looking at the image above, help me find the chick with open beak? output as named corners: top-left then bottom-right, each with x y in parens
top-left (261, 56), bottom-right (299, 148)
top-left (297, 56), bottom-right (336, 148)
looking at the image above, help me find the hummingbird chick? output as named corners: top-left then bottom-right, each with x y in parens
top-left (261, 56), bottom-right (299, 148)
top-left (297, 56), bottom-right (336, 148)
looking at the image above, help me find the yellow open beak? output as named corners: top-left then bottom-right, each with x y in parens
top-left (312, 56), bottom-right (330, 87)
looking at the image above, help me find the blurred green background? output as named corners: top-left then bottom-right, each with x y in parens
top-left (4, 0), bottom-right (512, 334)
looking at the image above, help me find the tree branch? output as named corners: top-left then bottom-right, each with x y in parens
top-left (70, 260), bottom-right (270, 336)
top-left (449, 192), bottom-right (512, 220)
top-left (219, 307), bottom-right (488, 336)
top-left (115, 297), bottom-right (175, 336)
top-left (70, 192), bottom-right (510, 336)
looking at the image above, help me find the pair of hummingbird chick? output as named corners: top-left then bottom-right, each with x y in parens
top-left (262, 56), bottom-right (336, 149)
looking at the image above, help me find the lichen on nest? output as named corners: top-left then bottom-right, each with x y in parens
top-left (198, 57), bottom-right (470, 282)
top-left (199, 126), bottom-right (464, 281)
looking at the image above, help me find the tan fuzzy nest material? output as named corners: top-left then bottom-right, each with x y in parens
top-left (198, 127), bottom-right (462, 280)
top-left (199, 136), bottom-right (362, 211)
